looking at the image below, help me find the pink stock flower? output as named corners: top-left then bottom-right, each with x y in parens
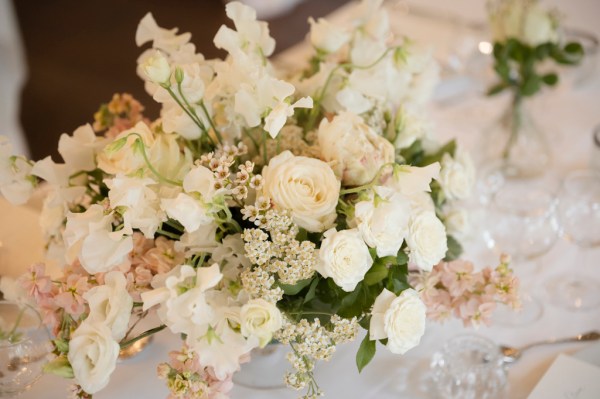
top-left (19, 263), bottom-right (52, 301)
top-left (53, 274), bottom-right (91, 319)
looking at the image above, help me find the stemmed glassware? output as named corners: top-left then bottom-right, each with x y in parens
top-left (482, 174), bottom-right (560, 325)
top-left (545, 170), bottom-right (600, 310)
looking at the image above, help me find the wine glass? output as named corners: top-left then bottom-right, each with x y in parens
top-left (0, 301), bottom-right (51, 397)
top-left (484, 178), bottom-right (560, 325)
top-left (545, 170), bottom-right (600, 310)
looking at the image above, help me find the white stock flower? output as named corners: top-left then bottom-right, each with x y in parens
top-left (316, 228), bottom-right (373, 292)
top-left (141, 50), bottom-right (171, 84)
top-left (240, 298), bottom-right (282, 347)
top-left (264, 97), bottom-right (313, 139)
top-left (406, 211), bottom-right (447, 272)
top-left (0, 136), bottom-right (35, 205)
top-left (262, 151), bottom-right (339, 232)
top-left (438, 151), bottom-right (475, 201)
top-left (161, 193), bottom-right (212, 233)
top-left (369, 288), bottom-right (426, 354)
top-left (354, 186), bottom-right (411, 258)
top-left (68, 321), bottom-right (120, 394)
top-left (308, 17), bottom-right (349, 53)
top-left (84, 271), bottom-right (133, 341)
top-left (318, 112), bottom-right (394, 186)
top-left (63, 204), bottom-right (133, 274)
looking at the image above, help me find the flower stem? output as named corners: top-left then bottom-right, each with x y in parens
top-left (339, 162), bottom-right (396, 195)
top-left (120, 325), bottom-right (166, 349)
top-left (128, 133), bottom-right (182, 186)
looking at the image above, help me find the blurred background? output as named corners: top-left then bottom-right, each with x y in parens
top-left (1, 0), bottom-right (348, 160)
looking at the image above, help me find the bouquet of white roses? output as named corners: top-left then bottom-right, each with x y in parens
top-left (0, 1), bottom-right (519, 398)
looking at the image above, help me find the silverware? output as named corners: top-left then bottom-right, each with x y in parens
top-left (500, 331), bottom-right (600, 363)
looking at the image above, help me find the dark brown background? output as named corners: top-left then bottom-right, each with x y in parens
top-left (13, 0), bottom-right (349, 160)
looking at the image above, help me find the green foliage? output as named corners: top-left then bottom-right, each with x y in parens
top-left (43, 356), bottom-right (74, 379)
top-left (356, 334), bottom-right (376, 373)
top-left (444, 235), bottom-right (463, 261)
top-left (279, 278), bottom-right (313, 295)
top-left (488, 38), bottom-right (584, 98)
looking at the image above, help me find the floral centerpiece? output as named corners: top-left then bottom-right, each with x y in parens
top-left (0, 1), bottom-right (519, 398)
top-left (483, 0), bottom-right (584, 177)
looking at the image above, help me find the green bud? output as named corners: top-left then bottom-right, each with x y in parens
top-left (43, 356), bottom-right (74, 379)
top-left (53, 338), bottom-right (69, 354)
top-left (174, 67), bottom-right (184, 84)
top-left (105, 137), bottom-right (128, 154)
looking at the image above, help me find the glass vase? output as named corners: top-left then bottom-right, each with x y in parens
top-left (480, 95), bottom-right (551, 178)
top-left (233, 343), bottom-right (288, 390)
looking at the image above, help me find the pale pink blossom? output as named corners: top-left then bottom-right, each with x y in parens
top-left (19, 263), bottom-right (52, 301)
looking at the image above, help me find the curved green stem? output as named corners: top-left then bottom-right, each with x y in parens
top-left (339, 162), bottom-right (396, 195)
top-left (128, 133), bottom-right (182, 186)
top-left (200, 101), bottom-right (224, 145)
top-left (120, 325), bottom-right (166, 349)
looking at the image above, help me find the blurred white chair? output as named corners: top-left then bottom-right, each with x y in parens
top-left (0, 0), bottom-right (28, 157)
top-left (226, 0), bottom-right (305, 20)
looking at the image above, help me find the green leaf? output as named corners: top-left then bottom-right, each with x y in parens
top-left (534, 43), bottom-right (553, 60)
top-left (363, 261), bottom-right (389, 286)
top-left (43, 356), bottom-right (74, 379)
top-left (396, 250), bottom-right (409, 266)
top-left (356, 334), bottom-right (376, 373)
top-left (541, 73), bottom-right (558, 86)
top-left (493, 62), bottom-right (511, 82)
top-left (520, 75), bottom-right (541, 97)
top-left (421, 139), bottom-right (456, 165)
top-left (387, 263), bottom-right (410, 295)
top-left (487, 82), bottom-right (509, 96)
top-left (303, 277), bottom-right (319, 304)
top-left (444, 235), bottom-right (463, 261)
top-left (53, 338), bottom-right (69, 354)
top-left (279, 278), bottom-right (312, 295)
top-left (565, 42), bottom-right (584, 55)
top-left (358, 315), bottom-right (371, 330)
top-left (295, 228), bottom-right (308, 242)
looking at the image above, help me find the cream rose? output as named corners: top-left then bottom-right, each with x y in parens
top-left (262, 151), bottom-right (339, 232)
top-left (369, 288), bottom-right (426, 354)
top-left (489, 0), bottom-right (559, 46)
top-left (316, 228), bottom-right (373, 292)
top-left (438, 151), bottom-right (475, 201)
top-left (141, 50), bottom-right (171, 84)
top-left (318, 112), bottom-right (395, 186)
top-left (240, 298), bottom-right (282, 347)
top-left (354, 186), bottom-right (411, 258)
top-left (84, 271), bottom-right (133, 341)
top-left (68, 321), bottom-right (120, 394)
top-left (406, 211), bottom-right (447, 271)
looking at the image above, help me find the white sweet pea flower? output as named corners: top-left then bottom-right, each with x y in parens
top-left (264, 97), bottom-right (313, 139)
top-left (68, 321), bottom-right (120, 394)
top-left (0, 136), bottom-right (35, 205)
top-left (141, 50), bottom-right (171, 84)
top-left (318, 112), bottom-right (394, 186)
top-left (406, 211), bottom-right (447, 272)
top-left (353, 186), bottom-right (411, 258)
top-left (213, 1), bottom-right (275, 59)
top-left (369, 288), bottom-right (426, 354)
top-left (351, 0), bottom-right (390, 42)
top-left (58, 124), bottom-right (104, 172)
top-left (84, 271), bottom-right (133, 341)
top-left (175, 223), bottom-right (219, 257)
top-left (234, 76), bottom-right (296, 129)
top-left (262, 151), bottom-right (340, 232)
top-left (31, 157), bottom-right (86, 206)
top-left (316, 228), bottom-right (373, 292)
top-left (97, 121), bottom-right (154, 175)
top-left (392, 106), bottom-right (435, 150)
top-left (183, 165), bottom-right (216, 201)
top-left (294, 61), bottom-right (345, 113)
top-left (385, 163), bottom-right (440, 196)
top-left (161, 104), bottom-right (204, 140)
top-left (135, 12), bottom-right (192, 52)
top-left (444, 209), bottom-right (471, 240)
top-left (161, 193), bottom-right (212, 233)
top-left (107, 175), bottom-right (164, 238)
top-left (308, 17), bottom-right (349, 53)
top-left (63, 204), bottom-right (133, 274)
top-left (240, 298), bottom-right (282, 347)
top-left (438, 151), bottom-right (475, 201)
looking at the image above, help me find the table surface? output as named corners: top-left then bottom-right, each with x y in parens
top-left (4, 0), bottom-right (600, 398)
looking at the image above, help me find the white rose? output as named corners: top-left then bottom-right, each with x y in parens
top-left (316, 228), bottom-right (373, 292)
top-left (406, 211), bottom-right (447, 272)
top-left (68, 322), bottom-right (120, 394)
top-left (444, 209), bottom-right (470, 239)
top-left (318, 112), bottom-right (395, 186)
top-left (240, 298), bottom-right (282, 347)
top-left (161, 193), bottom-right (213, 233)
top-left (262, 151), bottom-right (339, 232)
top-left (438, 151), bottom-right (475, 201)
top-left (141, 50), bottom-right (171, 84)
top-left (354, 186), bottom-right (411, 257)
top-left (369, 288), bottom-right (426, 355)
top-left (84, 272), bottom-right (133, 341)
top-left (523, 4), bottom-right (559, 46)
top-left (308, 17), bottom-right (350, 53)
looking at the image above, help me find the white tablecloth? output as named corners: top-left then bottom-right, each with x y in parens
top-left (7, 0), bottom-right (600, 398)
